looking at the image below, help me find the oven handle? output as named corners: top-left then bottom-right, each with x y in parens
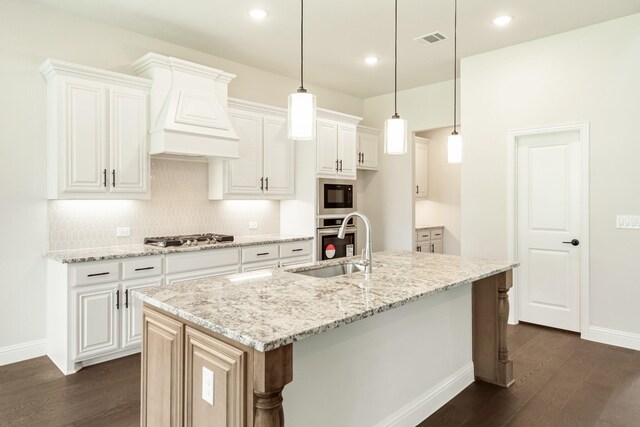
top-left (317, 227), bottom-right (357, 236)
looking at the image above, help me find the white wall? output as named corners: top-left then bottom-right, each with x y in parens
top-left (461, 14), bottom-right (640, 346)
top-left (415, 128), bottom-right (461, 255)
top-left (362, 80), bottom-right (457, 251)
top-left (0, 0), bottom-right (362, 358)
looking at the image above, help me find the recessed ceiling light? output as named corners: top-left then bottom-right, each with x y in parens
top-left (493, 15), bottom-right (513, 27)
top-left (248, 8), bottom-right (269, 20)
top-left (364, 56), bottom-right (379, 65)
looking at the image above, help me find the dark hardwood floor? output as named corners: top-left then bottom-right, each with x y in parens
top-left (421, 323), bottom-right (640, 427)
top-left (0, 323), bottom-right (638, 426)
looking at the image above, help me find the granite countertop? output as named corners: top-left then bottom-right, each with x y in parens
top-left (47, 234), bottom-right (314, 263)
top-left (415, 225), bottom-right (444, 230)
top-left (135, 251), bottom-right (518, 352)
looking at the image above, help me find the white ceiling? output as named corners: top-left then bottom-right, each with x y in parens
top-left (31, 0), bottom-right (640, 98)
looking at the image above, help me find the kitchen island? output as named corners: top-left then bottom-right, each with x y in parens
top-left (135, 251), bottom-right (517, 426)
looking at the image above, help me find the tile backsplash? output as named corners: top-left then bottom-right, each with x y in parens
top-left (48, 158), bottom-right (280, 251)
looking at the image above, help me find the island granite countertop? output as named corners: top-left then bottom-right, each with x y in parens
top-left (47, 234), bottom-right (314, 263)
top-left (135, 251), bottom-right (518, 352)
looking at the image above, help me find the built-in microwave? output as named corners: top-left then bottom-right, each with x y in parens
top-left (317, 179), bottom-right (356, 216)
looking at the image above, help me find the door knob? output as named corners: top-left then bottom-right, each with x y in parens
top-left (562, 239), bottom-right (580, 246)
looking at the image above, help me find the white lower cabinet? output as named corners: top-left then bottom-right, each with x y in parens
top-left (121, 277), bottom-right (162, 349)
top-left (47, 240), bottom-right (313, 375)
top-left (73, 282), bottom-right (120, 361)
top-left (415, 228), bottom-right (444, 254)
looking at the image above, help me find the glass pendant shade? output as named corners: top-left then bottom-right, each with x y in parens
top-left (288, 91), bottom-right (316, 140)
top-left (384, 116), bottom-right (408, 155)
top-left (448, 132), bottom-right (462, 164)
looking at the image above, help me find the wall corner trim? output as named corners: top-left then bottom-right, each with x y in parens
top-left (583, 326), bottom-right (640, 352)
top-left (373, 362), bottom-right (474, 427)
top-left (0, 339), bottom-right (47, 366)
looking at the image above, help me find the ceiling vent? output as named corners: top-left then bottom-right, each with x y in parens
top-left (414, 32), bottom-right (448, 45)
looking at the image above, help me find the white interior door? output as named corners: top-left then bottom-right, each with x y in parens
top-left (517, 129), bottom-right (582, 332)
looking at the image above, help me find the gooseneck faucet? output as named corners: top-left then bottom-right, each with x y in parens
top-left (338, 212), bottom-right (373, 275)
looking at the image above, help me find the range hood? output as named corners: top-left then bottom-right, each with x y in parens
top-left (132, 53), bottom-right (239, 158)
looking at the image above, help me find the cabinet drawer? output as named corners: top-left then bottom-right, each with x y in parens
top-left (122, 256), bottom-right (163, 280)
top-left (279, 241), bottom-right (312, 259)
top-left (165, 249), bottom-right (240, 275)
top-left (431, 228), bottom-right (444, 239)
top-left (74, 261), bottom-right (120, 286)
top-left (416, 230), bottom-right (431, 242)
top-left (242, 244), bottom-right (278, 263)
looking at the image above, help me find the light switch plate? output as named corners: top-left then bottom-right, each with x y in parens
top-left (249, 221), bottom-right (258, 230)
top-left (202, 367), bottom-right (214, 406)
top-left (116, 227), bottom-right (131, 237)
top-left (616, 215), bottom-right (640, 230)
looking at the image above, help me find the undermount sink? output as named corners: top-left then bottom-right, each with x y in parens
top-left (292, 262), bottom-right (382, 279)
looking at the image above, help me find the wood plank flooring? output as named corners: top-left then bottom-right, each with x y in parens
top-left (0, 323), bottom-right (638, 426)
top-left (420, 323), bottom-right (640, 427)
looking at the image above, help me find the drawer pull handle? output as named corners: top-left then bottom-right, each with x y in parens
top-left (87, 272), bottom-right (110, 277)
top-left (135, 266), bottom-right (155, 272)
top-left (125, 290), bottom-right (129, 308)
top-left (292, 248), bottom-right (304, 252)
top-left (257, 252), bottom-right (270, 256)
top-left (116, 290), bottom-right (120, 310)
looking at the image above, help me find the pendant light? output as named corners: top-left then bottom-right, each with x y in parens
top-left (384, 0), bottom-right (408, 155)
top-left (288, 0), bottom-right (316, 140)
top-left (447, 0), bottom-right (462, 163)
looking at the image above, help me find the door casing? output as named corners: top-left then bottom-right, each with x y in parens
top-left (507, 122), bottom-right (590, 336)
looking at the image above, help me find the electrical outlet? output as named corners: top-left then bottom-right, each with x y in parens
top-left (116, 227), bottom-right (131, 237)
top-left (202, 367), bottom-right (214, 406)
top-left (616, 215), bottom-right (640, 230)
top-left (249, 221), bottom-right (258, 230)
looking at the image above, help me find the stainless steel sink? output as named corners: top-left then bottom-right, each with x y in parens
top-left (292, 262), bottom-right (382, 278)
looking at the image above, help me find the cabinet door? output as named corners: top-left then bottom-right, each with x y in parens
top-left (279, 255), bottom-right (312, 267)
top-left (263, 115), bottom-right (294, 196)
top-left (121, 277), bottom-right (162, 349)
top-left (316, 119), bottom-right (338, 177)
top-left (141, 308), bottom-right (184, 427)
top-left (73, 282), bottom-right (120, 361)
top-left (109, 86), bottom-right (149, 195)
top-left (63, 78), bottom-right (108, 194)
top-left (414, 138), bottom-right (429, 199)
top-left (337, 125), bottom-right (357, 179)
top-left (241, 260), bottom-right (279, 273)
top-left (165, 266), bottom-right (240, 286)
top-left (226, 110), bottom-right (263, 195)
top-left (431, 239), bottom-right (443, 254)
top-left (359, 132), bottom-right (379, 170)
top-left (184, 327), bottom-right (246, 426)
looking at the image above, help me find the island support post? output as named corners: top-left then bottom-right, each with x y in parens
top-left (472, 270), bottom-right (514, 387)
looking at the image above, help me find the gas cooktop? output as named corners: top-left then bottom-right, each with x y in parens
top-left (144, 233), bottom-right (234, 248)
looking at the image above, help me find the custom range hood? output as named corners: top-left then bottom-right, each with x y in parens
top-left (132, 53), bottom-right (239, 158)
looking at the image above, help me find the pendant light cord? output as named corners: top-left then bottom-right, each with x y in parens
top-left (452, 0), bottom-right (458, 132)
top-left (393, 0), bottom-right (398, 117)
top-left (299, 0), bottom-right (305, 91)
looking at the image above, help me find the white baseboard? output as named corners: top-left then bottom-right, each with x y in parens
top-left (583, 326), bottom-right (640, 351)
top-left (0, 339), bottom-right (47, 366)
top-left (374, 362), bottom-right (474, 427)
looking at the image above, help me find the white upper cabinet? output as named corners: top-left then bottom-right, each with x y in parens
top-left (263, 115), bottom-right (294, 196)
top-left (357, 126), bottom-right (380, 171)
top-left (316, 117), bottom-right (359, 180)
top-left (41, 59), bottom-right (151, 200)
top-left (209, 99), bottom-right (294, 200)
top-left (414, 136), bottom-right (429, 199)
top-left (226, 110), bottom-right (264, 195)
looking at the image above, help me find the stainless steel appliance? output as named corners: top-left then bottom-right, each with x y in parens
top-left (317, 179), bottom-right (356, 216)
top-left (316, 217), bottom-right (356, 260)
top-left (144, 233), bottom-right (234, 247)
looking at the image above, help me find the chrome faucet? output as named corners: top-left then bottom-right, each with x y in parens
top-left (338, 212), bottom-right (373, 275)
